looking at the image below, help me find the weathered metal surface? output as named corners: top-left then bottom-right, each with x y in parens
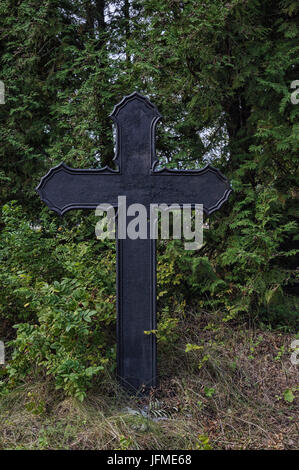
top-left (37, 92), bottom-right (232, 392)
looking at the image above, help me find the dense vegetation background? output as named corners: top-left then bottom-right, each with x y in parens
top-left (0, 0), bottom-right (298, 415)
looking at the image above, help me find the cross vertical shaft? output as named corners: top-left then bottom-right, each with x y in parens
top-left (117, 234), bottom-right (156, 391)
top-left (110, 95), bottom-right (161, 391)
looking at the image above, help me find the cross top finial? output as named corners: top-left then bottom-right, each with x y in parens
top-left (110, 92), bottom-right (161, 174)
top-left (109, 91), bottom-right (161, 120)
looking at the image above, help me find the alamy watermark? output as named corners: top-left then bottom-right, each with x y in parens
top-left (95, 197), bottom-right (204, 250)
top-left (290, 340), bottom-right (299, 365)
top-left (0, 81), bottom-right (5, 104)
top-left (0, 341), bottom-right (4, 365)
top-left (290, 80), bottom-right (299, 105)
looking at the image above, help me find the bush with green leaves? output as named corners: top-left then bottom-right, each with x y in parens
top-left (0, 202), bottom-right (116, 400)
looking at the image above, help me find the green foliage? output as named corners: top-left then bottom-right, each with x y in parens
top-left (0, 202), bottom-right (116, 400)
top-left (204, 387), bottom-right (216, 398)
top-left (283, 388), bottom-right (295, 403)
top-left (196, 434), bottom-right (213, 451)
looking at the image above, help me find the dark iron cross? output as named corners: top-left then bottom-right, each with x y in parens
top-left (37, 92), bottom-right (232, 392)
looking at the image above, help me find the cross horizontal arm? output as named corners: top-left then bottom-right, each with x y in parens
top-left (151, 164), bottom-right (232, 215)
top-left (36, 163), bottom-right (122, 216)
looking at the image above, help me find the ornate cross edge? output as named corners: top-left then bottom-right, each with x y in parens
top-left (36, 93), bottom-right (232, 217)
top-left (152, 164), bottom-right (232, 216)
top-left (36, 162), bottom-right (118, 216)
top-left (110, 91), bottom-right (162, 173)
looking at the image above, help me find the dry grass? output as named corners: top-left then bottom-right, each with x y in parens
top-left (0, 312), bottom-right (298, 450)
